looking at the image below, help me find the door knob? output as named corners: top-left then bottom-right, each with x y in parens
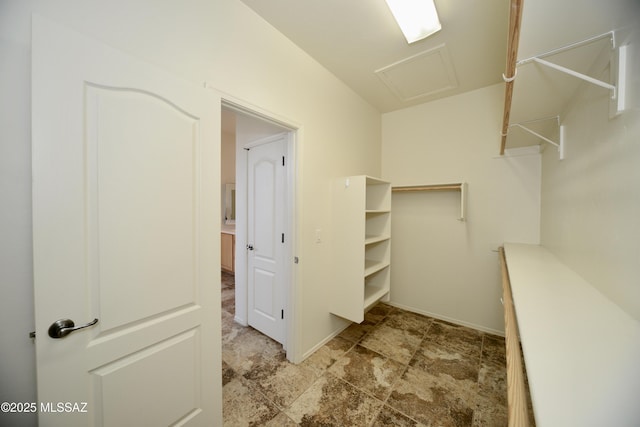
top-left (48, 318), bottom-right (99, 339)
top-left (246, 244), bottom-right (254, 250)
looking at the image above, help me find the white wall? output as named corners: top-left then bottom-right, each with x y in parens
top-left (0, 0), bottom-right (380, 422)
top-left (0, 3), bottom-right (37, 425)
top-left (540, 29), bottom-right (640, 321)
top-left (382, 84), bottom-right (541, 334)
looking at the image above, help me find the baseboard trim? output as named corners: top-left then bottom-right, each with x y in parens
top-left (386, 301), bottom-right (505, 337)
top-left (278, 303), bottom-right (504, 365)
top-left (300, 322), bottom-right (352, 362)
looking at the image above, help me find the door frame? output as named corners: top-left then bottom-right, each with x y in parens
top-left (220, 97), bottom-right (301, 363)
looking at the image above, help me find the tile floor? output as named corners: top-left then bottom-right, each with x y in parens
top-left (221, 272), bottom-right (510, 426)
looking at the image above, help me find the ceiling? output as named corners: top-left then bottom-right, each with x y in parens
top-left (239, 0), bottom-right (510, 113)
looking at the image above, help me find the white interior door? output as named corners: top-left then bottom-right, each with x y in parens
top-left (32, 16), bottom-right (221, 426)
top-left (247, 135), bottom-right (287, 344)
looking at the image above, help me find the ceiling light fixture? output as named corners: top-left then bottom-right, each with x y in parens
top-left (385, 0), bottom-right (441, 44)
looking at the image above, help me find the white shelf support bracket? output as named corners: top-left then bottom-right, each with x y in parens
top-left (511, 123), bottom-right (565, 160)
top-left (612, 44), bottom-right (628, 116)
top-left (515, 31), bottom-right (628, 115)
top-left (458, 182), bottom-right (467, 222)
top-left (530, 57), bottom-right (617, 100)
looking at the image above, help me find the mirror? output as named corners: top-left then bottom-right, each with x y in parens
top-left (224, 183), bottom-right (236, 225)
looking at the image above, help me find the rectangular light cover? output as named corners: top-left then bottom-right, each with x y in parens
top-left (385, 0), bottom-right (442, 44)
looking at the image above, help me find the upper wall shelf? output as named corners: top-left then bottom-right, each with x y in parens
top-left (499, 0), bottom-right (630, 156)
top-left (392, 182), bottom-right (467, 221)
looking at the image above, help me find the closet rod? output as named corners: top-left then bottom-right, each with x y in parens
top-left (500, 0), bottom-right (525, 156)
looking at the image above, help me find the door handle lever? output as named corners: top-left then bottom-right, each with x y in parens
top-left (246, 244), bottom-right (254, 250)
top-left (48, 318), bottom-right (99, 339)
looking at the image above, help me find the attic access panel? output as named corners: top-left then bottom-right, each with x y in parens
top-left (376, 44), bottom-right (458, 102)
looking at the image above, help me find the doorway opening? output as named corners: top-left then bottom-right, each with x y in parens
top-left (220, 100), bottom-right (298, 362)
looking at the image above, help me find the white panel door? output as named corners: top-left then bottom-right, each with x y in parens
top-left (31, 16), bottom-right (221, 426)
top-left (247, 136), bottom-right (287, 344)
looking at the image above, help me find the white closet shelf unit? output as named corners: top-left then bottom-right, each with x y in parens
top-left (500, 0), bottom-right (628, 158)
top-left (392, 182), bottom-right (467, 221)
top-left (332, 176), bottom-right (391, 323)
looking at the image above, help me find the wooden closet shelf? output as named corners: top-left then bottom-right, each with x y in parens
top-left (392, 183), bottom-right (467, 221)
top-left (391, 183), bottom-right (463, 192)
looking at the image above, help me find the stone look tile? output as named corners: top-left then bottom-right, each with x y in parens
top-left (365, 303), bottom-right (395, 323)
top-left (383, 309), bottom-right (433, 336)
top-left (477, 363), bottom-right (507, 405)
top-left (338, 304), bottom-right (394, 344)
top-left (263, 412), bottom-right (299, 426)
top-left (285, 375), bottom-right (383, 426)
top-left (221, 273), bottom-right (235, 315)
top-left (359, 309), bottom-right (433, 365)
top-left (222, 326), bottom-right (282, 376)
top-left (339, 318), bottom-right (379, 343)
top-left (426, 320), bottom-right (483, 360)
top-left (411, 340), bottom-right (480, 383)
top-left (474, 334), bottom-right (509, 425)
top-left (481, 334), bottom-right (506, 367)
top-left (302, 336), bottom-right (355, 377)
top-left (222, 371), bottom-right (280, 426)
top-left (386, 365), bottom-right (478, 427)
top-left (221, 310), bottom-right (238, 340)
top-left (221, 287), bottom-right (235, 313)
top-left (360, 322), bottom-right (423, 364)
top-left (473, 394), bottom-right (508, 427)
top-left (221, 360), bottom-right (235, 387)
top-left (220, 272), bottom-right (510, 427)
top-left (328, 344), bottom-right (406, 400)
top-left (243, 348), bottom-right (319, 409)
top-left (372, 405), bottom-right (428, 427)
top-left (221, 271), bottom-right (235, 288)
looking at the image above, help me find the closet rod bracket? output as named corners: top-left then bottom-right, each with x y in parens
top-left (510, 123), bottom-right (565, 160)
top-left (515, 31), bottom-right (621, 102)
top-left (529, 57), bottom-right (617, 100)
